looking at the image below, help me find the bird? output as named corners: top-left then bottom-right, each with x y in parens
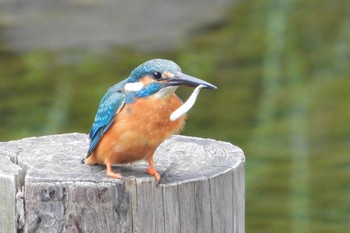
top-left (84, 58), bottom-right (217, 181)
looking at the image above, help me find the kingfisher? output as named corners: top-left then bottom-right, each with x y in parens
top-left (84, 58), bottom-right (217, 181)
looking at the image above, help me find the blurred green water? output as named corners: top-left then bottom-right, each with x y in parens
top-left (1, 0), bottom-right (350, 232)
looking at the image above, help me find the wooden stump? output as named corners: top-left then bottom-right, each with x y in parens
top-left (0, 133), bottom-right (245, 233)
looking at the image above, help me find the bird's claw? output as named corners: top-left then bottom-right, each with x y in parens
top-left (106, 170), bottom-right (123, 179)
top-left (146, 167), bottom-right (161, 181)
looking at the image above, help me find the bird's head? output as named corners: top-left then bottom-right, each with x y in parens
top-left (124, 59), bottom-right (217, 98)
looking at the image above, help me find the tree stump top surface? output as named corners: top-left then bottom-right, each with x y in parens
top-left (1, 133), bottom-right (244, 186)
top-left (1, 133), bottom-right (245, 233)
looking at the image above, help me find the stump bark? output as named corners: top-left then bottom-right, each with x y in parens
top-left (0, 133), bottom-right (245, 233)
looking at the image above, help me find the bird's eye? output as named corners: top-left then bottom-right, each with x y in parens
top-left (152, 71), bottom-right (162, 80)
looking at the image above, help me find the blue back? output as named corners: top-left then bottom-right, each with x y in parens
top-left (87, 80), bottom-right (126, 156)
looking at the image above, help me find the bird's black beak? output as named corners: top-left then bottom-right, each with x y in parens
top-left (165, 72), bottom-right (217, 89)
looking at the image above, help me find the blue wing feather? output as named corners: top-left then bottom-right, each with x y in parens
top-left (87, 81), bottom-right (127, 157)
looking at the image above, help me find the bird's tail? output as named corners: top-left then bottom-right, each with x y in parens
top-left (84, 152), bottom-right (98, 165)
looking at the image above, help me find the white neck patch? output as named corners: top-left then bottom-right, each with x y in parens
top-left (124, 82), bottom-right (144, 92)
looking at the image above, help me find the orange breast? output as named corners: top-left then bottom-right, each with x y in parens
top-left (92, 94), bottom-right (186, 164)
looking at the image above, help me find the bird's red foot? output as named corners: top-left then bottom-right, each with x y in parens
top-left (146, 167), bottom-right (160, 181)
top-left (146, 159), bottom-right (160, 181)
top-left (105, 160), bottom-right (123, 179)
top-left (106, 170), bottom-right (123, 179)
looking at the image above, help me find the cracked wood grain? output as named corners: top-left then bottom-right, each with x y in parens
top-left (0, 133), bottom-right (245, 233)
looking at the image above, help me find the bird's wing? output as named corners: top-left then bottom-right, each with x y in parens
top-left (87, 85), bottom-right (126, 157)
